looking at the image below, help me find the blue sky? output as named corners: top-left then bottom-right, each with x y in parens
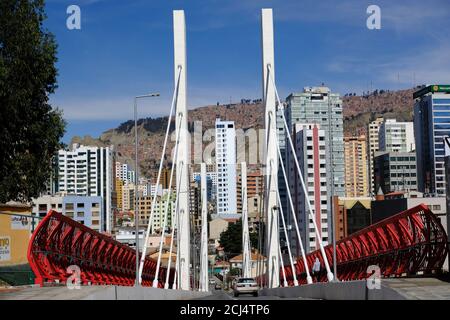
top-left (42, 0), bottom-right (450, 143)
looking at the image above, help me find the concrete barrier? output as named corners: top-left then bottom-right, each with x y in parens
top-left (0, 285), bottom-right (213, 300)
top-left (260, 280), bottom-right (407, 300)
top-left (81, 286), bottom-right (213, 300)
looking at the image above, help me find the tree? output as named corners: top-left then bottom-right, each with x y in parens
top-left (218, 219), bottom-right (259, 256)
top-left (0, 0), bottom-right (65, 203)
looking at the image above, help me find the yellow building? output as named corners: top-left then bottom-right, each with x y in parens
top-left (0, 203), bottom-right (33, 267)
top-left (344, 135), bottom-right (369, 197)
top-left (138, 196), bottom-right (152, 226)
top-left (115, 179), bottom-right (124, 210)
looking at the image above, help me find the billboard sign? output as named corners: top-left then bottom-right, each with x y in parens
top-left (0, 236), bottom-right (11, 262)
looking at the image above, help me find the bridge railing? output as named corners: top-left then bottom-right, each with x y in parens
top-left (28, 210), bottom-right (174, 287)
top-left (281, 204), bottom-right (449, 286)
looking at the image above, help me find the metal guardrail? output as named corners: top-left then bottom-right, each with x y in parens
top-left (282, 204), bottom-right (449, 285)
top-left (27, 210), bottom-right (174, 287)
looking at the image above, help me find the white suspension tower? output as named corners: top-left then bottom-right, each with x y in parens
top-left (173, 10), bottom-right (191, 290)
top-left (241, 162), bottom-right (251, 278)
top-left (261, 8), bottom-right (279, 288)
top-left (199, 163), bottom-right (209, 292)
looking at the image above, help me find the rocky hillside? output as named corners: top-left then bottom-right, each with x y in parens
top-left (72, 102), bottom-right (264, 178)
top-left (71, 87), bottom-right (419, 178)
top-left (342, 88), bottom-right (416, 135)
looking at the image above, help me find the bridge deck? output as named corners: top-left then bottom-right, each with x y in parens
top-left (0, 285), bottom-right (211, 300)
top-left (259, 277), bottom-right (450, 300)
top-left (2, 278), bottom-right (450, 300)
top-left (0, 285), bottom-right (113, 300)
top-left (383, 278), bottom-right (450, 300)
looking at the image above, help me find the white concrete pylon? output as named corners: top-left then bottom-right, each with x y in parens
top-left (261, 8), bottom-right (279, 288)
top-left (173, 9), bottom-right (191, 291)
top-left (241, 162), bottom-right (251, 278)
top-left (199, 163), bottom-right (209, 292)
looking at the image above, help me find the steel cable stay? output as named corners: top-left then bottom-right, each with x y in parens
top-left (278, 244), bottom-right (288, 287)
top-left (153, 114), bottom-right (183, 288)
top-left (276, 191), bottom-right (299, 286)
top-left (164, 161), bottom-right (184, 289)
top-left (270, 109), bottom-right (313, 285)
top-left (138, 65), bottom-right (182, 284)
top-left (267, 63), bottom-right (334, 282)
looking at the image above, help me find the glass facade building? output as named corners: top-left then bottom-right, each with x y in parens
top-left (414, 85), bottom-right (450, 195)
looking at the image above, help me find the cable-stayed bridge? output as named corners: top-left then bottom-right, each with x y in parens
top-left (19, 8), bottom-right (450, 300)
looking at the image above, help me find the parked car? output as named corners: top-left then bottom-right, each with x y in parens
top-left (233, 277), bottom-right (259, 297)
top-left (209, 279), bottom-right (216, 285)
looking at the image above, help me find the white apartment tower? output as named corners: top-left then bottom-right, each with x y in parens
top-left (290, 123), bottom-right (329, 253)
top-left (115, 161), bottom-right (135, 184)
top-left (379, 119), bottom-right (415, 153)
top-left (55, 144), bottom-right (114, 232)
top-left (215, 119), bottom-right (237, 215)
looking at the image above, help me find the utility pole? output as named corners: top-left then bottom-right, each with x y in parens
top-left (133, 92), bottom-right (159, 287)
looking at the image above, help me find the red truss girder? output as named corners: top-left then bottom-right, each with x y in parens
top-left (28, 210), bottom-right (175, 287)
top-left (282, 204), bottom-right (449, 285)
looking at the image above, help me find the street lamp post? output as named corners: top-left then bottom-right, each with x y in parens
top-left (134, 92), bottom-right (160, 287)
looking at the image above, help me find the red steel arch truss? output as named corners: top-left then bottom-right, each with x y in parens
top-left (28, 210), bottom-right (174, 287)
top-left (282, 204), bottom-right (449, 285)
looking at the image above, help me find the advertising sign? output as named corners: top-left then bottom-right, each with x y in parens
top-left (0, 236), bottom-right (11, 262)
top-left (11, 215), bottom-right (30, 230)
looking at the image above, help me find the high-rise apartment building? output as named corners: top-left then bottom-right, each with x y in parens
top-left (280, 86), bottom-right (343, 246)
top-left (379, 119), bottom-right (415, 153)
top-left (192, 168), bottom-right (217, 201)
top-left (374, 151), bottom-right (418, 193)
top-left (32, 194), bottom-right (103, 232)
top-left (54, 144), bottom-right (114, 232)
top-left (290, 123), bottom-right (329, 253)
top-left (284, 86), bottom-right (344, 196)
top-left (344, 135), bottom-right (369, 197)
top-left (414, 85), bottom-right (450, 195)
top-left (115, 162), bottom-right (135, 184)
top-left (215, 119), bottom-right (237, 215)
top-left (237, 168), bottom-right (263, 214)
top-left (122, 183), bottom-right (135, 211)
top-left (138, 194), bottom-right (175, 232)
top-left (115, 179), bottom-right (124, 210)
top-left (368, 117), bottom-right (384, 195)
top-left (121, 183), bottom-right (147, 211)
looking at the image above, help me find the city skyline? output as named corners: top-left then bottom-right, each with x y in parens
top-left (2, 1), bottom-right (450, 301)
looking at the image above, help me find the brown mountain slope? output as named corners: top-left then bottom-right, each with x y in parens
top-left (70, 87), bottom-right (418, 178)
top-left (343, 88), bottom-right (415, 135)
